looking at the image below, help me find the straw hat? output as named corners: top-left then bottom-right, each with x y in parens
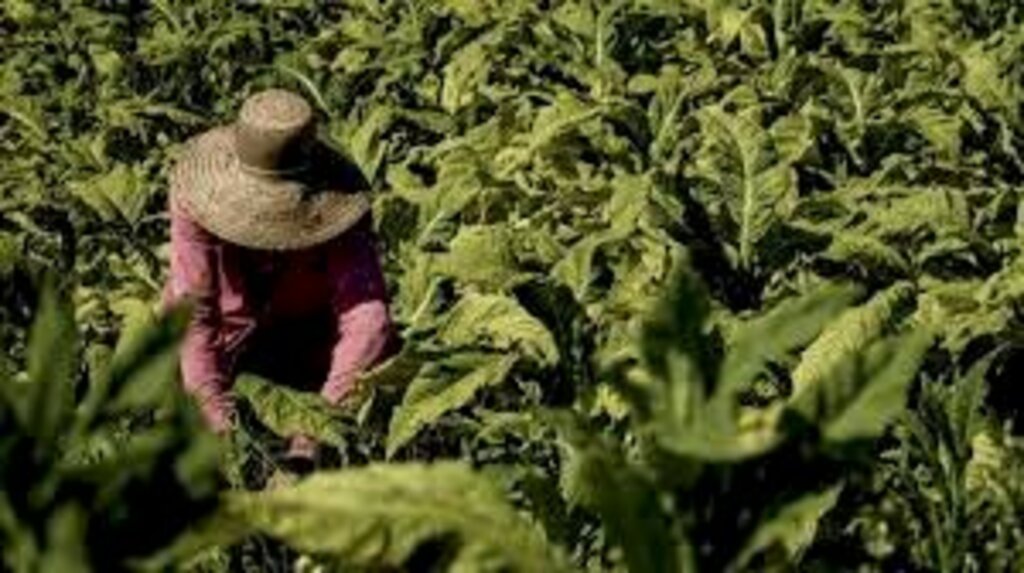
top-left (170, 89), bottom-right (370, 250)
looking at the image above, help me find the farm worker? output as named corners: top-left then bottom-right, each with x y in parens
top-left (162, 89), bottom-right (395, 464)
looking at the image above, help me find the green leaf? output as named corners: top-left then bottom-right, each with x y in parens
top-left (730, 486), bottom-right (842, 572)
top-left (640, 267), bottom-right (716, 401)
top-left (25, 280), bottom-right (78, 446)
top-left (555, 414), bottom-right (681, 573)
top-left (235, 375), bottom-right (348, 449)
top-left (961, 42), bottom-right (1014, 111)
top-left (438, 293), bottom-right (558, 364)
top-left (36, 505), bottom-right (90, 573)
top-left (906, 105), bottom-right (963, 157)
top-left (645, 277), bottom-right (858, 462)
top-left (790, 283), bottom-right (914, 400)
top-left (346, 106), bottom-right (393, 182)
top-left (793, 333), bottom-right (932, 443)
top-left (721, 283), bottom-right (861, 391)
top-left (0, 231), bottom-right (20, 276)
top-left (70, 164), bottom-right (150, 225)
top-left (694, 107), bottom-right (797, 269)
top-left (225, 462), bottom-right (568, 572)
top-left (441, 34), bottom-right (494, 114)
top-left (356, 346), bottom-right (427, 392)
top-left (436, 224), bottom-right (521, 290)
top-left (0, 95), bottom-right (48, 141)
top-left (771, 112), bottom-right (815, 163)
top-left (387, 353), bottom-right (516, 457)
top-left (393, 245), bottom-right (441, 328)
top-left (97, 305), bottom-right (188, 419)
top-left (825, 232), bottom-right (910, 275)
top-left (947, 354), bottom-right (993, 452)
top-left (551, 225), bottom-right (630, 301)
top-left (412, 156), bottom-right (485, 245)
top-left (494, 93), bottom-right (606, 177)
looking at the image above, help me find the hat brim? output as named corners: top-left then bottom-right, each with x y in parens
top-left (170, 126), bottom-right (371, 251)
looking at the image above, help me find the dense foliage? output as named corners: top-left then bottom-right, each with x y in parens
top-left (4, 0), bottom-right (1024, 571)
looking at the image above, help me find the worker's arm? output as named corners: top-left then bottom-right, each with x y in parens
top-left (322, 216), bottom-right (394, 405)
top-left (166, 202), bottom-right (234, 433)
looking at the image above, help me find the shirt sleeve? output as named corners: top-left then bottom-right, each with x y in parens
top-left (321, 216), bottom-right (394, 404)
top-left (166, 203), bottom-right (233, 432)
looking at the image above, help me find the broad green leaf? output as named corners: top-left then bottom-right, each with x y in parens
top-left (694, 107), bottom-right (797, 269)
top-left (235, 375), bottom-right (348, 449)
top-left (347, 106), bottom-right (393, 182)
top-left (98, 305), bottom-right (187, 418)
top-left (0, 95), bottom-right (47, 141)
top-left (906, 105), bottom-right (963, 157)
top-left (37, 505), bottom-right (89, 573)
top-left (720, 283), bottom-right (860, 391)
top-left (791, 283), bottom-right (914, 399)
top-left (552, 1), bottom-right (596, 38)
top-left (648, 279), bottom-right (857, 462)
top-left (961, 42), bottom-right (1014, 111)
top-left (948, 354), bottom-right (994, 454)
top-left (441, 34), bottom-right (494, 114)
top-left (0, 231), bottom-right (20, 276)
top-left (225, 462), bottom-right (568, 572)
top-left (436, 224), bottom-right (521, 290)
top-left (412, 156), bottom-right (485, 244)
top-left (70, 164), bottom-right (150, 225)
top-left (706, 4), bottom-right (747, 47)
top-left (387, 353), bottom-right (516, 457)
top-left (771, 112), bottom-right (815, 163)
top-left (109, 297), bottom-right (159, 360)
top-left (393, 245), bottom-right (441, 327)
top-left (551, 224), bottom-right (631, 301)
top-left (606, 236), bottom-right (677, 316)
top-left (825, 232), bottom-right (910, 275)
top-left (438, 293), bottom-right (558, 364)
top-left (859, 187), bottom-right (970, 240)
top-left (494, 93), bottom-right (606, 177)
top-left (964, 429), bottom-right (1005, 495)
top-left (25, 280), bottom-right (77, 446)
top-left (634, 62), bottom-right (716, 165)
top-left (793, 333), bottom-right (932, 443)
top-left (640, 267), bottom-right (716, 399)
top-left (71, 303), bottom-right (189, 436)
top-left (730, 486), bottom-right (842, 572)
top-left (608, 172), bottom-right (652, 235)
top-left (556, 414), bottom-right (681, 573)
top-left (355, 346), bottom-right (427, 392)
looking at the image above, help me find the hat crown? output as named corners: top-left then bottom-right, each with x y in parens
top-left (234, 89), bottom-right (315, 174)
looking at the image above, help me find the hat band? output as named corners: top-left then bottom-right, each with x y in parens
top-left (238, 160), bottom-right (311, 177)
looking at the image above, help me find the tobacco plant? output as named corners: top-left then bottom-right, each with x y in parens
top-left (5, 0), bottom-right (1024, 571)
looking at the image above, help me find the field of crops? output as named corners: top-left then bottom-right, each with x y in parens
top-left (4, 0), bottom-right (1024, 571)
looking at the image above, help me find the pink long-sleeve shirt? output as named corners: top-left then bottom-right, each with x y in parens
top-left (164, 200), bottom-right (393, 432)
